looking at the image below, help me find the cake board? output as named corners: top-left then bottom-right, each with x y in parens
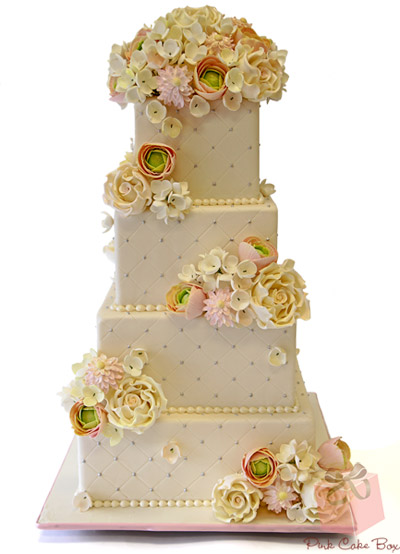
top-left (37, 393), bottom-right (365, 534)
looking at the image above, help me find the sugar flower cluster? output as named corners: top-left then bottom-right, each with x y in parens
top-left (167, 237), bottom-right (310, 329)
top-left (108, 6), bottom-right (288, 135)
top-left (103, 147), bottom-right (192, 223)
top-left (60, 349), bottom-right (166, 445)
top-left (212, 438), bottom-right (355, 524)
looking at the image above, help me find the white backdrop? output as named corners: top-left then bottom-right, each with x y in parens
top-left (1, 0), bottom-right (399, 551)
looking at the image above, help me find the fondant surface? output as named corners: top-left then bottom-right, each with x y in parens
top-left (98, 288), bottom-right (296, 408)
top-left (114, 201), bottom-right (277, 306)
top-left (134, 100), bottom-right (260, 200)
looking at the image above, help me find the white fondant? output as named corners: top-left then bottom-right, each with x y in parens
top-left (77, 367), bottom-right (314, 504)
top-left (134, 100), bottom-right (259, 200)
top-left (98, 288), bottom-right (296, 408)
top-left (114, 201), bottom-right (277, 306)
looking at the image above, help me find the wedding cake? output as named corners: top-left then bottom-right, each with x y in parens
top-left (60, 6), bottom-right (360, 525)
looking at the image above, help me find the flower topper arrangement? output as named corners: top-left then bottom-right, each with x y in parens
top-left (166, 237), bottom-right (310, 329)
top-left (108, 6), bottom-right (288, 137)
top-left (212, 437), bottom-right (370, 525)
top-left (60, 349), bottom-right (167, 446)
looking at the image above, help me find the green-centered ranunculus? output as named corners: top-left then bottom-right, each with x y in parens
top-left (200, 69), bottom-right (224, 90)
top-left (137, 143), bottom-right (176, 180)
top-left (176, 287), bottom-right (191, 306)
top-left (78, 406), bottom-right (100, 430)
top-left (254, 244), bottom-right (271, 257)
top-left (70, 401), bottom-right (107, 438)
top-left (145, 149), bottom-right (168, 173)
top-left (250, 458), bottom-right (271, 477)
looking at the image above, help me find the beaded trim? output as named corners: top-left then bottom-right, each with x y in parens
top-left (110, 303), bottom-right (167, 313)
top-left (166, 405), bottom-right (299, 415)
top-left (192, 197), bottom-right (266, 207)
top-left (93, 499), bottom-right (211, 508)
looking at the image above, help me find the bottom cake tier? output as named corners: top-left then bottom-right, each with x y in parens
top-left (77, 367), bottom-right (315, 504)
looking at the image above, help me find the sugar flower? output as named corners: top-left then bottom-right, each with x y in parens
top-left (251, 259), bottom-right (310, 329)
top-left (150, 179), bottom-right (192, 223)
top-left (137, 143), bottom-right (176, 180)
top-left (81, 385), bottom-right (105, 407)
top-left (189, 95), bottom-right (211, 118)
top-left (145, 99), bottom-right (167, 124)
top-left (178, 263), bottom-right (197, 282)
top-left (318, 437), bottom-right (353, 472)
top-left (106, 375), bottom-right (167, 434)
top-left (314, 480), bottom-right (353, 524)
top-left (241, 447), bottom-right (279, 489)
top-left (263, 477), bottom-right (298, 514)
top-left (101, 212), bottom-right (114, 233)
top-left (223, 91), bottom-right (242, 111)
top-left (73, 491), bottom-right (93, 513)
top-left (123, 349), bottom-right (148, 377)
top-left (70, 401), bottom-right (107, 438)
top-left (166, 282), bottom-right (206, 320)
top-left (193, 56), bottom-right (228, 100)
top-left (85, 353), bottom-right (124, 394)
top-left (276, 439), bottom-right (325, 492)
top-left (182, 41), bottom-right (208, 65)
top-left (156, 65), bottom-right (194, 108)
top-left (161, 116), bottom-right (182, 138)
top-left (268, 346), bottom-right (287, 367)
top-left (102, 422), bottom-right (124, 447)
top-left (239, 237), bottom-right (278, 271)
top-left (204, 32), bottom-right (235, 55)
top-left (103, 154), bottom-right (152, 215)
top-left (161, 441), bottom-right (182, 464)
top-left (212, 473), bottom-right (262, 524)
top-left (203, 288), bottom-right (234, 328)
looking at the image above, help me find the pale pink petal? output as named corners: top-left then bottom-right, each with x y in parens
top-left (185, 287), bottom-right (207, 320)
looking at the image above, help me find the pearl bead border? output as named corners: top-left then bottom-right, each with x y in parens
top-left (92, 499), bottom-right (212, 508)
top-left (166, 404), bottom-right (299, 415)
top-left (192, 197), bottom-right (265, 207)
top-left (110, 303), bottom-right (167, 313)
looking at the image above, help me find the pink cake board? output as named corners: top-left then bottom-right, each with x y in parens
top-left (37, 394), bottom-right (383, 534)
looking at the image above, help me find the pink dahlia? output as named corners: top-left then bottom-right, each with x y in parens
top-left (263, 477), bottom-right (298, 514)
top-left (203, 288), bottom-right (234, 328)
top-left (85, 353), bottom-right (124, 394)
top-left (156, 65), bottom-right (194, 109)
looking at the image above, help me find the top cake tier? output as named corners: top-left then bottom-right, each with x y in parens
top-left (134, 100), bottom-right (259, 199)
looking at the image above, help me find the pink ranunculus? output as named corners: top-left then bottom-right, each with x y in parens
top-left (314, 480), bottom-right (353, 524)
top-left (318, 437), bottom-right (353, 471)
top-left (136, 143), bottom-right (176, 180)
top-left (238, 236), bottom-right (278, 271)
top-left (193, 56), bottom-right (228, 101)
top-left (241, 447), bottom-right (279, 489)
top-left (69, 401), bottom-right (107, 439)
top-left (166, 283), bottom-right (206, 320)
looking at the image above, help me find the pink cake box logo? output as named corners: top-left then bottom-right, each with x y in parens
top-left (318, 472), bottom-right (384, 533)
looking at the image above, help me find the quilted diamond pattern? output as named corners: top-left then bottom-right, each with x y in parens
top-left (134, 100), bottom-right (260, 199)
top-left (98, 288), bottom-right (296, 408)
top-left (77, 367), bottom-right (315, 502)
top-left (114, 202), bottom-right (277, 306)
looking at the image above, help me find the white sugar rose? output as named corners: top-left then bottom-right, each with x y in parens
top-left (258, 48), bottom-right (289, 102)
top-left (106, 375), bottom-right (167, 434)
top-left (212, 473), bottom-right (262, 524)
top-left (251, 259), bottom-right (310, 328)
top-left (167, 6), bottom-right (222, 31)
top-left (103, 154), bottom-right (152, 215)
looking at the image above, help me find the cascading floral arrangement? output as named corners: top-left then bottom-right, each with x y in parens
top-left (166, 237), bottom-right (310, 329)
top-left (59, 349), bottom-right (167, 446)
top-left (212, 438), bottom-right (356, 525)
top-left (108, 6), bottom-right (288, 135)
